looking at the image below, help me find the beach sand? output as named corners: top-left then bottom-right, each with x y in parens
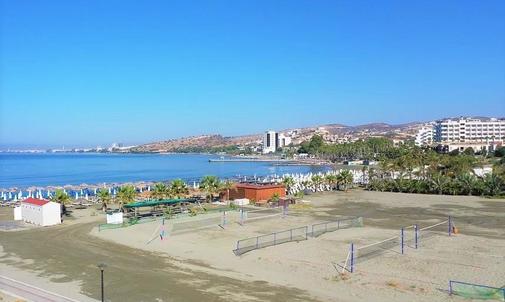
top-left (2, 190), bottom-right (505, 301)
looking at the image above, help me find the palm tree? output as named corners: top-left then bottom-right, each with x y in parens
top-left (151, 183), bottom-right (170, 200)
top-left (51, 189), bottom-right (70, 216)
top-left (324, 174), bottom-right (338, 190)
top-left (311, 175), bottom-right (324, 191)
top-left (483, 173), bottom-right (503, 196)
top-left (117, 185), bottom-right (137, 210)
top-left (282, 176), bottom-right (295, 194)
top-left (220, 180), bottom-right (235, 201)
top-left (97, 188), bottom-right (111, 211)
top-left (51, 189), bottom-right (70, 204)
top-left (170, 179), bottom-right (189, 199)
top-left (199, 175), bottom-right (221, 202)
top-left (338, 170), bottom-right (353, 192)
top-left (429, 173), bottom-right (449, 195)
top-left (456, 173), bottom-right (476, 196)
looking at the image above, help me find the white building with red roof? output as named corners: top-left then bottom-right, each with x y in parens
top-left (20, 197), bottom-right (61, 226)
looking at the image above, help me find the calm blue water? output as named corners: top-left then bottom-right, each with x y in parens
top-left (0, 153), bottom-right (329, 189)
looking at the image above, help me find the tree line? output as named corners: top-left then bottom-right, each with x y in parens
top-left (297, 135), bottom-right (505, 196)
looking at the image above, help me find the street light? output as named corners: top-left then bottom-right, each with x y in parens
top-left (97, 263), bottom-right (107, 302)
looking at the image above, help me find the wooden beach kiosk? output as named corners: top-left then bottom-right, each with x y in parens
top-left (229, 183), bottom-right (286, 204)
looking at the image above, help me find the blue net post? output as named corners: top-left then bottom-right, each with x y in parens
top-left (414, 224), bottom-right (418, 249)
top-left (305, 226), bottom-right (308, 239)
top-left (256, 236), bottom-right (259, 249)
top-left (222, 211), bottom-right (227, 227)
top-left (350, 243), bottom-right (355, 273)
top-left (449, 280), bottom-right (453, 295)
top-left (401, 227), bottom-right (404, 254)
top-left (448, 216), bottom-right (452, 236)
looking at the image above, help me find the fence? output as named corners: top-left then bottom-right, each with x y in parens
top-left (339, 217), bottom-right (454, 273)
top-left (234, 216), bottom-right (364, 256)
top-left (98, 216), bottom-right (160, 231)
top-left (449, 280), bottom-right (505, 301)
top-left (233, 226), bottom-right (309, 255)
top-left (311, 217), bottom-right (363, 237)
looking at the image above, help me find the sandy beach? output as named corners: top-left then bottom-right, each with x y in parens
top-left (2, 190), bottom-right (505, 301)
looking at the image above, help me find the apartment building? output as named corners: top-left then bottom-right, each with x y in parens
top-left (434, 117), bottom-right (505, 143)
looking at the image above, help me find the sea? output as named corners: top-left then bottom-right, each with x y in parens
top-left (0, 153), bottom-right (330, 189)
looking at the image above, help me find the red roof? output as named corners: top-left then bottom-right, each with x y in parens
top-left (22, 197), bottom-right (50, 206)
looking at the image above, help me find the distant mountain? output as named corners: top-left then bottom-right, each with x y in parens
top-left (132, 121), bottom-right (425, 153)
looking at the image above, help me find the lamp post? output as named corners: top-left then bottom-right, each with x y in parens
top-left (97, 263), bottom-right (107, 302)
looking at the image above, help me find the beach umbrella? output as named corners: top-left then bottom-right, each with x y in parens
top-left (18, 191), bottom-right (22, 199)
top-left (94, 188), bottom-right (97, 195)
top-left (85, 193), bottom-right (89, 200)
top-left (147, 186), bottom-right (151, 191)
top-left (80, 189), bottom-right (84, 195)
top-left (13, 195), bottom-right (18, 201)
top-left (75, 192), bottom-right (78, 199)
top-left (9, 192), bottom-right (12, 199)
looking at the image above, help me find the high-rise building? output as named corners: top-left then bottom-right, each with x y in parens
top-left (263, 130), bottom-right (278, 154)
top-left (262, 131), bottom-right (292, 154)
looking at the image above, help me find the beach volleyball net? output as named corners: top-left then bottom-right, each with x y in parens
top-left (233, 226), bottom-right (308, 255)
top-left (238, 207), bottom-right (283, 225)
top-left (450, 281), bottom-right (505, 301)
top-left (234, 216), bottom-right (364, 256)
top-left (338, 217), bottom-right (455, 273)
top-left (311, 217), bottom-right (363, 237)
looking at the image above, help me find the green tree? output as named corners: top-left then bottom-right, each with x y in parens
top-left (494, 147), bottom-right (505, 157)
top-left (170, 179), bottom-right (189, 199)
top-left (311, 175), bottom-right (324, 190)
top-left (324, 174), bottom-right (338, 190)
top-left (151, 183), bottom-right (170, 200)
top-left (51, 189), bottom-right (70, 217)
top-left (483, 173), bottom-right (503, 196)
top-left (199, 175), bottom-right (221, 202)
top-left (282, 176), bottom-right (296, 194)
top-left (338, 170), bottom-right (353, 192)
top-left (429, 173), bottom-right (449, 195)
top-left (220, 179), bottom-right (235, 201)
top-left (97, 188), bottom-right (111, 211)
top-left (51, 189), bottom-right (70, 204)
top-left (117, 185), bottom-right (137, 210)
top-left (456, 174), bottom-right (476, 196)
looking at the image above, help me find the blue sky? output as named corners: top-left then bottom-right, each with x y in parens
top-left (1, 0), bottom-right (504, 148)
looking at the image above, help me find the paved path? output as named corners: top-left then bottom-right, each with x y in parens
top-left (0, 275), bottom-right (86, 302)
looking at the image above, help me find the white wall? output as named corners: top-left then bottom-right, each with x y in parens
top-left (21, 201), bottom-right (61, 226)
top-left (21, 203), bottom-right (43, 225)
top-left (42, 202), bottom-right (61, 226)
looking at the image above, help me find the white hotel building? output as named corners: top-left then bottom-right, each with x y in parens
top-left (416, 117), bottom-right (505, 152)
top-left (262, 130), bottom-right (292, 154)
top-left (434, 117), bottom-right (505, 143)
